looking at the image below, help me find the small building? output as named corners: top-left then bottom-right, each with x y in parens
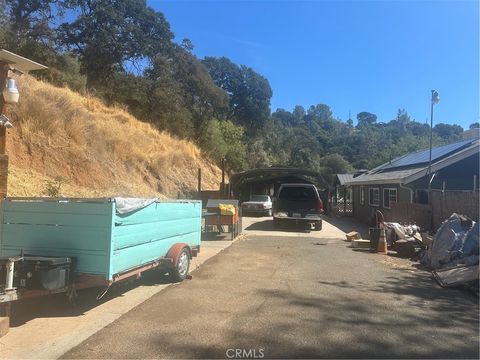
top-left (331, 174), bottom-right (354, 216)
top-left (346, 138), bottom-right (479, 228)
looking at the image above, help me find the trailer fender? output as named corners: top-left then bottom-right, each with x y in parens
top-left (165, 243), bottom-right (191, 268)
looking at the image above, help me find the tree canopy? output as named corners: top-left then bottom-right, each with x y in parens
top-left (202, 56), bottom-right (273, 135)
top-left (58, 0), bottom-right (173, 86)
top-left (0, 0), bottom-right (472, 185)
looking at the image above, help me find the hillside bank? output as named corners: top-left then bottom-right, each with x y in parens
top-left (4, 75), bottom-right (222, 198)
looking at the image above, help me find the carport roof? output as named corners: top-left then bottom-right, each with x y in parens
top-left (230, 167), bottom-right (328, 189)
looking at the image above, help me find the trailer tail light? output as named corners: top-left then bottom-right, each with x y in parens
top-left (317, 199), bottom-right (324, 214)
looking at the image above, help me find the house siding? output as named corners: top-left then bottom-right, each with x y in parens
top-left (352, 184), bottom-right (411, 225)
top-left (408, 153), bottom-right (479, 193)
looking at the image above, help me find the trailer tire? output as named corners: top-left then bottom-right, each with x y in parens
top-left (315, 220), bottom-right (322, 231)
top-left (170, 248), bottom-right (190, 282)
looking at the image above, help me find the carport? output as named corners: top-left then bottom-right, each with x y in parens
top-left (229, 167), bottom-right (328, 203)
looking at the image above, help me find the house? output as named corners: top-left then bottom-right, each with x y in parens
top-left (346, 137), bottom-right (479, 227)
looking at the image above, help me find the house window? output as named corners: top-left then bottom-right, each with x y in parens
top-left (360, 186), bottom-right (365, 205)
top-left (383, 188), bottom-right (397, 209)
top-left (368, 188), bottom-right (380, 207)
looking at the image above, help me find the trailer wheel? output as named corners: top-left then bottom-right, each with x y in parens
top-left (170, 248), bottom-right (190, 282)
top-left (315, 220), bottom-right (322, 231)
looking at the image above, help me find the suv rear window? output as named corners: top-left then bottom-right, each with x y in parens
top-left (278, 186), bottom-right (317, 200)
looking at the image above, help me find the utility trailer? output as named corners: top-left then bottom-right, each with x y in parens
top-left (0, 197), bottom-right (202, 305)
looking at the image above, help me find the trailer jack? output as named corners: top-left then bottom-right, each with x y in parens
top-left (4, 256), bottom-right (23, 291)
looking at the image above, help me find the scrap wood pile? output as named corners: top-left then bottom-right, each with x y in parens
top-left (383, 222), bottom-right (424, 257)
top-left (421, 213), bottom-right (479, 292)
top-left (384, 214), bottom-right (478, 292)
top-left (353, 213), bottom-right (479, 294)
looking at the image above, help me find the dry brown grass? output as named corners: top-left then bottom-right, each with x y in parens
top-left (5, 75), bottom-right (222, 198)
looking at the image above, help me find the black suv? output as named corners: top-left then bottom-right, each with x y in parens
top-left (273, 183), bottom-right (323, 230)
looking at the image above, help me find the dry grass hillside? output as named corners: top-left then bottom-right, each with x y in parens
top-left (4, 75), bottom-right (223, 198)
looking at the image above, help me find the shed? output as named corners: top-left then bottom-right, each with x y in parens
top-left (330, 174), bottom-right (354, 216)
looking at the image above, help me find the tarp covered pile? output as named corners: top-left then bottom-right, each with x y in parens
top-left (422, 213), bottom-right (479, 269)
top-left (421, 213), bottom-right (479, 289)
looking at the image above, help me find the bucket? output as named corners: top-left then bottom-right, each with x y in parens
top-left (369, 227), bottom-right (381, 252)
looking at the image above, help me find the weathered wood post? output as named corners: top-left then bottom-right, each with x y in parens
top-left (0, 51), bottom-right (47, 338)
top-left (197, 168), bottom-right (201, 195)
top-left (0, 62), bottom-right (9, 198)
top-left (221, 158), bottom-right (225, 197)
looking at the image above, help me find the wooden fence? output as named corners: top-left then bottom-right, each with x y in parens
top-left (431, 190), bottom-right (479, 228)
top-left (384, 202), bottom-right (432, 229)
top-left (383, 190), bottom-right (479, 230)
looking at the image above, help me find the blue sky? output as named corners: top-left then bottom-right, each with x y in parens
top-left (150, 0), bottom-right (479, 129)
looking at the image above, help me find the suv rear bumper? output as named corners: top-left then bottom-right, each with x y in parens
top-left (273, 215), bottom-right (322, 222)
top-left (273, 216), bottom-right (322, 230)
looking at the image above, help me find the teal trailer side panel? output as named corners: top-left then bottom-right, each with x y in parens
top-left (110, 201), bottom-right (202, 280)
top-left (0, 198), bottom-right (202, 282)
top-left (0, 199), bottom-right (114, 276)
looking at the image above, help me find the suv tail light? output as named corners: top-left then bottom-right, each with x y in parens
top-left (316, 199), bottom-right (324, 214)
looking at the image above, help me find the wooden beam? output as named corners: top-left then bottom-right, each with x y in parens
top-left (0, 62), bottom-right (8, 155)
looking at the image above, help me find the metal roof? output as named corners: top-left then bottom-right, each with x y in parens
top-left (345, 168), bottom-right (421, 185)
top-left (230, 167), bottom-right (329, 190)
top-left (336, 174), bottom-right (354, 186)
top-left (0, 49), bottom-right (47, 72)
top-left (347, 138), bottom-right (479, 186)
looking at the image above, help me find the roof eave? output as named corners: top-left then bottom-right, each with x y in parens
top-left (345, 178), bottom-right (404, 186)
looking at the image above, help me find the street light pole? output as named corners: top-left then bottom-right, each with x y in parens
top-left (427, 90), bottom-right (440, 199)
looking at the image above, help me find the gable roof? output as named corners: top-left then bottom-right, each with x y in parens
top-left (335, 174), bottom-right (354, 186)
top-left (347, 138), bottom-right (479, 186)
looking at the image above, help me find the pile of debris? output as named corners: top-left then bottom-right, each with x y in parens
top-left (383, 222), bottom-right (424, 257)
top-left (421, 213), bottom-right (479, 290)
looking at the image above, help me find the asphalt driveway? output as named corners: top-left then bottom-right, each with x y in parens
top-left (62, 217), bottom-right (479, 359)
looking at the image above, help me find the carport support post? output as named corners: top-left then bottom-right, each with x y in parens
top-left (221, 158), bottom-right (225, 197)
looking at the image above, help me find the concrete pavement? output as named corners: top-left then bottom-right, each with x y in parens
top-left (62, 216), bottom-right (479, 359)
top-left (0, 235), bottom-right (242, 359)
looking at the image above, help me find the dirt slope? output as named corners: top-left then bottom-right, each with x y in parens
top-left (4, 75), bottom-right (222, 198)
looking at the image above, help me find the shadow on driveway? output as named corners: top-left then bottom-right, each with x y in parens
top-left (61, 234), bottom-right (479, 359)
top-left (244, 219), bottom-right (313, 233)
